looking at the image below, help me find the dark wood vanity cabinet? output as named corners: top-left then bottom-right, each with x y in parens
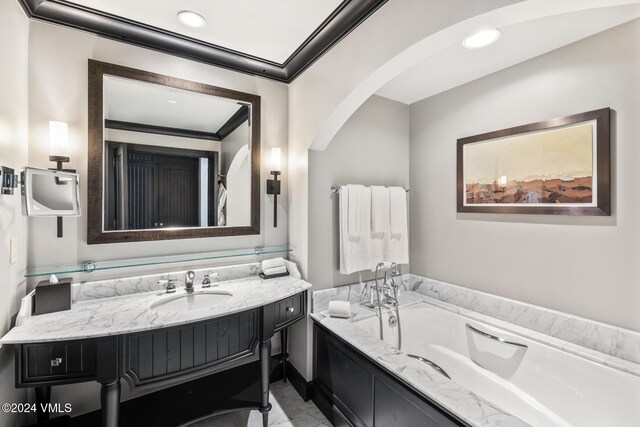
top-left (313, 323), bottom-right (466, 427)
top-left (15, 291), bottom-right (307, 427)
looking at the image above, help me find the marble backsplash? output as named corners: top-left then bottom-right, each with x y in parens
top-left (312, 273), bottom-right (640, 366)
top-left (72, 259), bottom-right (301, 302)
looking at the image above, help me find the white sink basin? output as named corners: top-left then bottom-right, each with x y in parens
top-left (151, 290), bottom-right (233, 312)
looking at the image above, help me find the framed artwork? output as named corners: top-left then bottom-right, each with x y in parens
top-left (457, 108), bottom-right (610, 216)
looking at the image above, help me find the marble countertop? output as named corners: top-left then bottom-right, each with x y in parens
top-left (311, 299), bottom-right (530, 427)
top-left (1, 276), bottom-right (311, 344)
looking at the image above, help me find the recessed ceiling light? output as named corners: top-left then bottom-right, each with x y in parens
top-left (177, 11), bottom-right (206, 28)
top-left (463, 29), bottom-right (501, 49)
top-left (167, 100), bottom-right (177, 104)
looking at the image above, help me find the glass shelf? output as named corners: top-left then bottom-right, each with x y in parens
top-left (25, 246), bottom-right (292, 278)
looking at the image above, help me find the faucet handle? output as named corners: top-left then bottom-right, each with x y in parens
top-left (202, 273), bottom-right (211, 288)
top-left (159, 278), bottom-right (176, 293)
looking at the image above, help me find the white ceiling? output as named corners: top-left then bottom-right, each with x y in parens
top-left (69, 0), bottom-right (343, 64)
top-left (104, 76), bottom-right (243, 133)
top-left (376, 5), bottom-right (640, 105)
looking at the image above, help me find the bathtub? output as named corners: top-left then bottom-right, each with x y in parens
top-left (355, 301), bottom-right (640, 427)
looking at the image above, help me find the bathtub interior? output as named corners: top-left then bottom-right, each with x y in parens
top-left (354, 301), bottom-right (640, 427)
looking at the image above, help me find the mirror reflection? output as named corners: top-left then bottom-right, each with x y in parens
top-left (102, 76), bottom-right (252, 231)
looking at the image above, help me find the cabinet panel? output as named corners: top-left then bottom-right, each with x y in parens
top-left (123, 310), bottom-right (258, 387)
top-left (375, 376), bottom-right (459, 426)
top-left (315, 326), bottom-right (373, 427)
top-left (19, 340), bottom-right (95, 386)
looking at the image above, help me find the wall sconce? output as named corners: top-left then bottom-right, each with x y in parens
top-left (266, 147), bottom-right (281, 227)
top-left (48, 121), bottom-right (75, 238)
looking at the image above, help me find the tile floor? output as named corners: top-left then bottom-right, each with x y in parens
top-left (185, 380), bottom-right (330, 427)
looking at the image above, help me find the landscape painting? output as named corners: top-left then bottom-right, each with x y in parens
top-left (456, 108), bottom-right (611, 216)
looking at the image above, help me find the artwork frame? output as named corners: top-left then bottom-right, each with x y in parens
top-left (457, 108), bottom-right (611, 216)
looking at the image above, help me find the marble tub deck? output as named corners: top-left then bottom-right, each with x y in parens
top-left (311, 296), bottom-right (530, 427)
top-left (312, 285), bottom-right (640, 426)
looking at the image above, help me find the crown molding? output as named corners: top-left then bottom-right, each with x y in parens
top-left (18, 0), bottom-right (388, 83)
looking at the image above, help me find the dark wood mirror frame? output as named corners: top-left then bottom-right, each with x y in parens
top-left (88, 60), bottom-right (261, 244)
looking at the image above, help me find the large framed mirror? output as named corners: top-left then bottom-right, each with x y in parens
top-left (88, 60), bottom-right (260, 244)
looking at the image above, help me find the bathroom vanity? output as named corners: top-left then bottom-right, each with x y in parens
top-left (1, 271), bottom-right (310, 427)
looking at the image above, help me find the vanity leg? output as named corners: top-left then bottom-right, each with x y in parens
top-left (35, 386), bottom-right (51, 423)
top-left (259, 339), bottom-right (272, 427)
top-left (100, 380), bottom-right (120, 427)
top-left (281, 328), bottom-right (288, 383)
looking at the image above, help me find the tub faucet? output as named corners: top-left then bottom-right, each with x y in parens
top-left (382, 282), bottom-right (399, 306)
top-left (185, 271), bottom-right (196, 294)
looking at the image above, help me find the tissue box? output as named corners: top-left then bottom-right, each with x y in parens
top-left (33, 278), bottom-right (72, 315)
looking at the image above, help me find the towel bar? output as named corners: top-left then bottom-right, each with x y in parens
top-left (330, 184), bottom-right (409, 194)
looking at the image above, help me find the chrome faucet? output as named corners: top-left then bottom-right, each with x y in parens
top-left (382, 283), bottom-right (399, 306)
top-left (185, 271), bottom-right (196, 294)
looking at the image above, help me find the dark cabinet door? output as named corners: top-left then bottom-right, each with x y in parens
top-left (127, 152), bottom-right (156, 230)
top-left (158, 162), bottom-right (199, 228)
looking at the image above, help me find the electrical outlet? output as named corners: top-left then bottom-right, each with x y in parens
top-left (9, 238), bottom-right (17, 264)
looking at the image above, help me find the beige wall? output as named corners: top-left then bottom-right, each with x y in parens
top-left (26, 21), bottom-right (289, 280)
top-left (0, 2), bottom-right (29, 426)
top-left (409, 19), bottom-right (640, 332)
top-left (289, 95), bottom-right (410, 380)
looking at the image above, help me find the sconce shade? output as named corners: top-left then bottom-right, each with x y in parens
top-left (49, 121), bottom-right (69, 159)
top-left (270, 147), bottom-right (281, 172)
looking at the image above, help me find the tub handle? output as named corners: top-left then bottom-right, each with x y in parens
top-left (407, 354), bottom-right (451, 379)
top-left (466, 324), bottom-right (528, 349)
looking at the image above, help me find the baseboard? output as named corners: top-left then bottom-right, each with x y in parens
top-left (285, 361), bottom-right (315, 402)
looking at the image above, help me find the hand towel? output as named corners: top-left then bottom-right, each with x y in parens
top-left (340, 185), bottom-right (372, 274)
top-left (370, 186), bottom-right (390, 238)
top-left (347, 185), bottom-right (371, 240)
top-left (263, 265), bottom-right (287, 276)
top-left (328, 301), bottom-right (351, 318)
top-left (389, 187), bottom-right (407, 239)
top-left (217, 183), bottom-right (227, 226)
top-left (369, 186), bottom-right (389, 269)
top-left (388, 186), bottom-right (409, 265)
top-left (261, 257), bottom-right (285, 270)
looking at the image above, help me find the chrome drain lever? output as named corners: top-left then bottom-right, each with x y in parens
top-left (407, 354), bottom-right (451, 379)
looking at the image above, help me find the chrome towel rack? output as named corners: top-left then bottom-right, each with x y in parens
top-left (331, 184), bottom-right (409, 194)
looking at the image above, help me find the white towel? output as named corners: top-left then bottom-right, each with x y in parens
top-left (388, 186), bottom-right (409, 265)
top-left (370, 186), bottom-right (389, 269)
top-left (263, 266), bottom-right (287, 276)
top-left (328, 301), bottom-right (351, 318)
top-left (340, 185), bottom-right (372, 274)
top-left (217, 184), bottom-right (227, 226)
top-left (347, 185), bottom-right (370, 240)
top-left (370, 186), bottom-right (390, 237)
top-left (389, 187), bottom-right (407, 238)
top-left (261, 257), bottom-right (285, 270)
